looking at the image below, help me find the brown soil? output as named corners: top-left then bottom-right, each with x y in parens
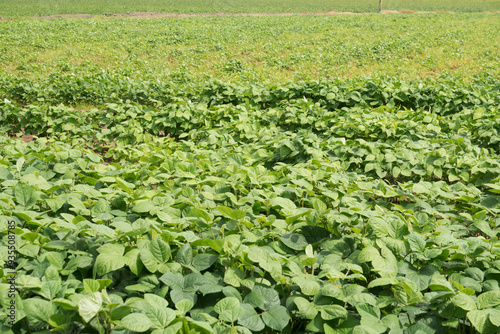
top-left (21, 134), bottom-right (34, 142)
top-left (31, 11), bottom-right (367, 20)
top-left (8, 131), bottom-right (34, 143)
top-left (22, 10), bottom-right (499, 20)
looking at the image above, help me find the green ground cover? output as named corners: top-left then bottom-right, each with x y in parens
top-left (0, 0), bottom-right (499, 17)
top-left (0, 14), bottom-right (499, 83)
top-left (0, 7), bottom-right (499, 334)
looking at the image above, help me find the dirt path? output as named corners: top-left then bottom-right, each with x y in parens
top-left (12, 9), bottom-right (497, 20)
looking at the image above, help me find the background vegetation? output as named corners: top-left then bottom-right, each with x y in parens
top-left (0, 14), bottom-right (499, 84)
top-left (0, 0), bottom-right (499, 16)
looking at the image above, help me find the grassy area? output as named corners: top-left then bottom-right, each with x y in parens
top-left (0, 0), bottom-right (499, 16)
top-left (0, 13), bottom-right (499, 84)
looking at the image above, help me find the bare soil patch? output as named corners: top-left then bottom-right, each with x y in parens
top-left (24, 10), bottom-right (499, 20)
top-left (31, 11), bottom-right (368, 19)
top-left (31, 13), bottom-right (94, 19)
top-left (21, 134), bottom-right (34, 143)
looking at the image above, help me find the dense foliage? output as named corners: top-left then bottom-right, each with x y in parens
top-left (0, 75), bottom-right (499, 334)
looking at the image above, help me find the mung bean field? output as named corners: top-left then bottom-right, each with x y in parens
top-left (0, 1), bottom-right (499, 334)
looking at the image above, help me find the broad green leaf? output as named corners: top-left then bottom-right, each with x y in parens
top-left (199, 283), bottom-right (224, 295)
top-left (146, 307), bottom-right (176, 328)
top-left (152, 322), bottom-right (183, 334)
top-left (294, 297), bottom-right (318, 319)
top-left (111, 305), bottom-right (132, 321)
top-left (381, 314), bottom-right (402, 331)
top-left (452, 293), bottom-right (477, 311)
top-left (217, 206), bottom-right (246, 220)
top-left (170, 289), bottom-right (196, 305)
top-left (116, 177), bottom-right (135, 194)
top-left (214, 297), bottom-right (244, 323)
top-left (83, 279), bottom-right (101, 293)
top-left (261, 306), bottom-right (289, 331)
top-left (271, 197), bottom-right (296, 212)
top-left (244, 292), bottom-right (265, 309)
top-left (367, 277), bottom-right (395, 289)
top-left (320, 305), bottom-right (348, 320)
top-left (18, 244), bottom-right (39, 258)
top-left (160, 272), bottom-right (184, 290)
top-left (465, 267), bottom-right (485, 282)
top-left (39, 251), bottom-right (66, 270)
top-left (124, 248), bottom-right (143, 276)
top-left (223, 286), bottom-right (242, 301)
top-left (313, 199), bottom-right (327, 212)
top-left (145, 293), bottom-right (169, 309)
top-left (140, 248), bottom-right (159, 273)
top-left (280, 233), bottom-right (308, 251)
top-left (150, 239), bottom-right (171, 263)
top-left (78, 292), bottom-right (102, 323)
top-left (352, 325), bottom-right (381, 334)
top-left (253, 285), bottom-right (280, 310)
top-left (16, 156), bottom-right (25, 173)
top-left (406, 266), bottom-right (435, 291)
top-left (53, 298), bottom-right (78, 310)
top-left (238, 303), bottom-right (265, 332)
top-left (480, 196), bottom-right (500, 209)
top-left (175, 299), bottom-right (194, 313)
top-left (15, 183), bottom-right (37, 208)
top-left (94, 253), bottom-right (125, 276)
top-left (185, 273), bottom-right (210, 292)
top-left (120, 313), bottom-right (153, 332)
top-left (260, 260), bottom-right (282, 282)
top-left (92, 199), bottom-right (111, 215)
top-left (477, 291), bottom-right (500, 309)
top-left (224, 267), bottom-right (246, 287)
top-left (345, 293), bottom-right (378, 306)
top-left (97, 243), bottom-right (125, 255)
top-left (177, 243), bottom-right (193, 266)
top-left (302, 225), bottom-right (329, 244)
top-left (133, 201), bottom-right (156, 213)
top-left (356, 303), bottom-right (380, 320)
top-left (192, 253), bottom-right (218, 271)
top-left (358, 246), bottom-right (380, 263)
top-left (293, 275), bottom-right (321, 296)
top-left (372, 246), bottom-right (398, 277)
top-left (285, 209), bottom-right (311, 225)
top-left (488, 309), bottom-right (500, 326)
top-left (467, 310), bottom-right (496, 334)
top-left (24, 298), bottom-right (56, 323)
top-left (305, 244), bottom-right (314, 258)
top-left (189, 207), bottom-right (211, 222)
top-left (191, 239), bottom-right (224, 253)
top-left (39, 280), bottom-right (61, 300)
top-left (408, 234), bottom-right (426, 253)
top-left (429, 273), bottom-right (454, 292)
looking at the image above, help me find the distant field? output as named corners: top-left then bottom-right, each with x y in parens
top-left (0, 0), bottom-right (499, 16)
top-left (0, 13), bottom-right (498, 83)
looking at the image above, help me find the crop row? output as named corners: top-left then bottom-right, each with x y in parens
top-left (1, 96), bottom-right (499, 182)
top-left (1, 74), bottom-right (499, 115)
